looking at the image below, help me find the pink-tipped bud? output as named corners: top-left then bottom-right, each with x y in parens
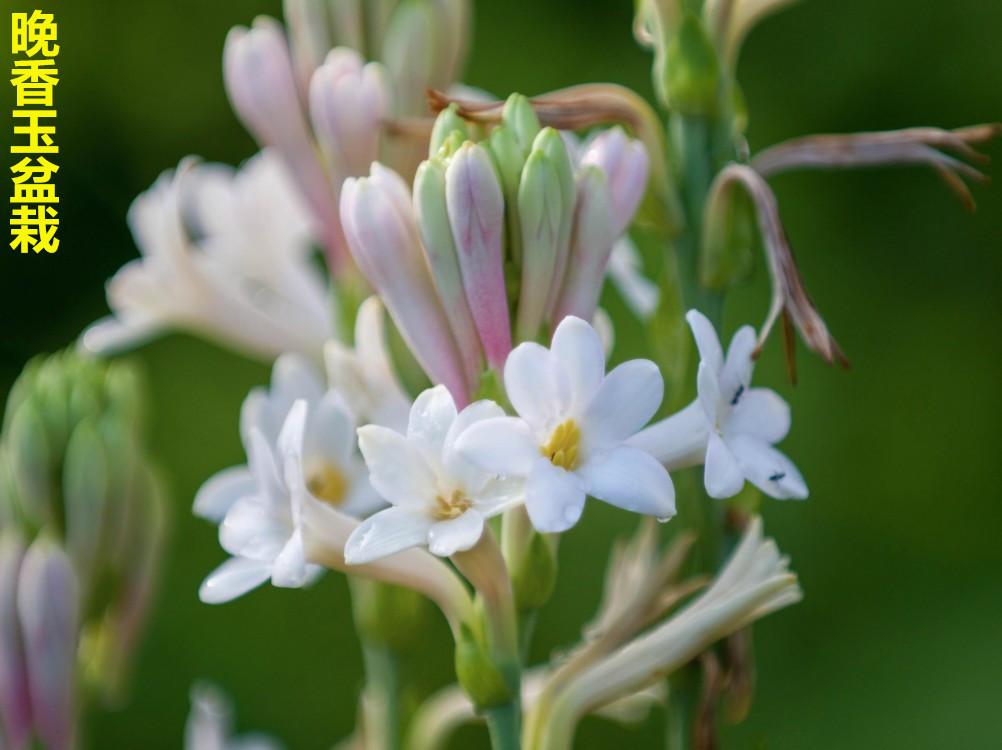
top-left (309, 48), bottom-right (388, 178)
top-left (554, 166), bottom-right (616, 323)
top-left (17, 538), bottom-right (79, 750)
top-left (580, 127), bottom-right (649, 237)
top-left (445, 142), bottom-right (512, 369)
top-left (341, 164), bottom-right (471, 405)
top-left (224, 18), bottom-right (346, 270)
top-left (0, 533), bottom-right (31, 750)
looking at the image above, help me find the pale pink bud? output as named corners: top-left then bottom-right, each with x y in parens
top-left (445, 142), bottom-right (512, 370)
top-left (309, 48), bottom-right (388, 179)
top-left (0, 533), bottom-right (31, 750)
top-left (580, 127), bottom-right (649, 237)
top-left (224, 18), bottom-right (347, 270)
top-left (17, 538), bottom-right (79, 750)
top-left (341, 164), bottom-right (471, 405)
top-left (554, 166), bottom-right (616, 323)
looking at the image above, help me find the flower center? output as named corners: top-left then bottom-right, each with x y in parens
top-left (435, 489), bottom-right (472, 520)
top-left (307, 462), bottom-right (349, 506)
top-left (541, 419), bottom-right (581, 471)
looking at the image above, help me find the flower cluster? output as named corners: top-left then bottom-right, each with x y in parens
top-left (49, 0), bottom-right (995, 746)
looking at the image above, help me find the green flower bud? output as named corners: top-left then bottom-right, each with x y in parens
top-left (700, 176), bottom-right (757, 291)
top-left (501, 93), bottom-right (541, 156)
top-left (511, 531), bottom-right (557, 611)
top-left (6, 398), bottom-right (53, 531)
top-left (665, 12), bottom-right (721, 116)
top-left (429, 104), bottom-right (470, 158)
top-left (62, 418), bottom-right (109, 598)
top-left (454, 623), bottom-right (512, 709)
top-left (350, 579), bottom-right (432, 653)
top-left (486, 126), bottom-right (526, 266)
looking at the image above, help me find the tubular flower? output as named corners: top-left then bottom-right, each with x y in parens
top-left (345, 385), bottom-right (525, 563)
top-left (81, 152), bottom-right (333, 362)
top-left (629, 310), bottom-right (808, 500)
top-left (456, 316), bottom-right (675, 533)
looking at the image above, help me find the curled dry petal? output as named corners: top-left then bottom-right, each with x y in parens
top-left (751, 124), bottom-right (1001, 212)
top-left (704, 164), bottom-right (849, 381)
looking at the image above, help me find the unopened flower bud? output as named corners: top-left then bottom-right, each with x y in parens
top-left (454, 623), bottom-right (512, 710)
top-left (341, 165), bottom-right (472, 404)
top-left (224, 18), bottom-right (346, 268)
top-left (413, 159), bottom-right (483, 382)
top-left (515, 145), bottom-right (563, 341)
top-left (0, 533), bottom-right (31, 750)
top-left (511, 531), bottom-right (557, 612)
top-left (534, 129), bottom-right (577, 319)
top-left (553, 166), bottom-right (616, 323)
top-left (501, 93), bottom-right (541, 156)
top-left (61, 418), bottom-right (109, 598)
top-left (309, 48), bottom-right (388, 178)
top-left (17, 537), bottom-right (79, 750)
top-left (381, 2), bottom-right (437, 116)
top-left (6, 398), bottom-right (52, 530)
top-left (580, 127), bottom-right (650, 237)
top-left (445, 142), bottom-right (512, 369)
top-left (486, 125), bottom-right (527, 265)
top-left (429, 104), bottom-right (470, 158)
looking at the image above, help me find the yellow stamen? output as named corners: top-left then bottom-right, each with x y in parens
top-left (435, 489), bottom-right (472, 520)
top-left (541, 419), bottom-right (581, 471)
top-left (307, 462), bottom-right (349, 506)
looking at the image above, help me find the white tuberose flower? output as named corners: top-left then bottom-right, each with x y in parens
top-left (80, 151), bottom-right (334, 362)
top-left (456, 316), bottom-right (675, 533)
top-left (185, 682), bottom-right (283, 750)
top-left (629, 310), bottom-right (808, 500)
top-left (344, 386), bottom-right (524, 564)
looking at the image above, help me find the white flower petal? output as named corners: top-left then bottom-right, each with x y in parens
top-left (728, 435), bottom-right (808, 500)
top-left (720, 324), bottom-right (757, 402)
top-left (271, 354), bottom-right (324, 416)
top-left (453, 417), bottom-right (540, 477)
top-left (246, 429), bottom-right (284, 503)
top-left (504, 342), bottom-right (568, 433)
top-left (198, 557), bottom-right (273, 604)
top-left (407, 385), bottom-right (458, 455)
top-left (305, 390), bottom-right (356, 466)
top-left (277, 400), bottom-right (308, 463)
top-left (427, 510), bottom-right (485, 557)
top-left (475, 476), bottom-right (527, 517)
top-left (270, 528), bottom-right (309, 588)
top-left (219, 497), bottom-right (289, 561)
top-left (442, 399), bottom-right (506, 491)
top-left (550, 316), bottom-right (606, 413)
top-left (725, 388), bottom-right (791, 444)
top-left (686, 309), bottom-right (723, 374)
top-left (581, 359), bottom-right (663, 454)
top-left (696, 361), bottom-right (721, 425)
top-left (357, 425), bottom-right (438, 505)
top-left (525, 462), bottom-right (586, 533)
top-left (193, 466), bottom-right (255, 523)
top-left (704, 431), bottom-right (745, 499)
top-left (344, 507), bottom-right (434, 564)
top-left (578, 445), bottom-right (676, 519)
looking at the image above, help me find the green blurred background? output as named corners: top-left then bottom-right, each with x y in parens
top-left (2, 0), bottom-right (1000, 747)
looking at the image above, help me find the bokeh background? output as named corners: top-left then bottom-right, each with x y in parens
top-left (2, 0), bottom-right (1001, 747)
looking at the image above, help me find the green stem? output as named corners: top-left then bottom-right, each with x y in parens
top-left (486, 702), bottom-right (522, 750)
top-left (361, 642), bottom-right (401, 750)
top-left (666, 667), bottom-right (700, 750)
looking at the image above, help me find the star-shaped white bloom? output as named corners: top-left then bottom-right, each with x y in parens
top-left (195, 382), bottom-right (382, 602)
top-left (629, 310), bottom-right (808, 500)
top-left (456, 316), bottom-right (676, 533)
top-left (344, 386), bottom-right (525, 564)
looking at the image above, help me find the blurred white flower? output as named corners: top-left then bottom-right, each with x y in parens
top-left (456, 316), bottom-right (675, 533)
top-left (81, 151), bottom-right (334, 362)
top-left (607, 236), bottom-right (660, 320)
top-left (629, 310), bottom-right (808, 500)
top-left (323, 296), bottom-right (412, 433)
top-left (185, 682), bottom-right (282, 750)
top-left (344, 385), bottom-right (524, 564)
